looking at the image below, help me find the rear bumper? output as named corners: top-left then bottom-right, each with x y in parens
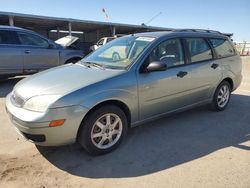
top-left (6, 93), bottom-right (89, 146)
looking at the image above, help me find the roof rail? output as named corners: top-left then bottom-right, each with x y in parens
top-left (173, 28), bottom-right (221, 34)
top-left (172, 29), bottom-right (233, 37)
top-left (222, 33), bottom-right (233, 37)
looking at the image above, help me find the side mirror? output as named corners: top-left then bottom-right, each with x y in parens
top-left (146, 61), bottom-right (167, 73)
top-left (48, 43), bottom-right (55, 49)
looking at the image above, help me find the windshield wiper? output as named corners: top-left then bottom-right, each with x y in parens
top-left (83, 62), bottom-right (105, 70)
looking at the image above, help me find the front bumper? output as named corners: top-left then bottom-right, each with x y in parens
top-left (5, 93), bottom-right (89, 146)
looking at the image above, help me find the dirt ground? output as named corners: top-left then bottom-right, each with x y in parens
top-left (0, 57), bottom-right (250, 188)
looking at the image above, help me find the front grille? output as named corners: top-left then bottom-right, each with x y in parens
top-left (10, 91), bottom-right (25, 107)
top-left (21, 132), bottom-right (46, 142)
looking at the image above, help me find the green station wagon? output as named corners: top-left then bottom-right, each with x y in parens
top-left (6, 29), bottom-right (242, 155)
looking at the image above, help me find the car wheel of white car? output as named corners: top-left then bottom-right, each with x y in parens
top-left (78, 105), bottom-right (127, 155)
top-left (211, 80), bottom-right (231, 111)
top-left (112, 52), bottom-right (120, 61)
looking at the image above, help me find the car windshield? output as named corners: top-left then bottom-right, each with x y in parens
top-left (80, 35), bottom-right (155, 69)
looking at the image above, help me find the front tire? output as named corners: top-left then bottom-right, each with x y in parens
top-left (78, 105), bottom-right (128, 155)
top-left (211, 81), bottom-right (231, 111)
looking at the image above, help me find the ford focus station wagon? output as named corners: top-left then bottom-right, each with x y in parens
top-left (6, 29), bottom-right (242, 155)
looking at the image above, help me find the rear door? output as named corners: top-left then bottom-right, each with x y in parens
top-left (0, 30), bottom-right (23, 75)
top-left (183, 37), bottom-right (222, 100)
top-left (16, 31), bottom-right (59, 73)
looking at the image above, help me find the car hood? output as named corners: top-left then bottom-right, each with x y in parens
top-left (14, 64), bottom-right (124, 99)
top-left (55, 35), bottom-right (79, 47)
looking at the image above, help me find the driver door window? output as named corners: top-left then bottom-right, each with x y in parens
top-left (149, 38), bottom-right (184, 68)
top-left (16, 32), bottom-right (58, 71)
top-left (17, 32), bottom-right (49, 48)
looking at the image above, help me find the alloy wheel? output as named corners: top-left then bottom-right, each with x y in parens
top-left (217, 85), bottom-right (230, 108)
top-left (91, 113), bottom-right (123, 149)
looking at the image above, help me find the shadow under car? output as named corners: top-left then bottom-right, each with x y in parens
top-left (36, 93), bottom-right (250, 178)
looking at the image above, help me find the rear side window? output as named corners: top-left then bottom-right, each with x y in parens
top-left (0, 30), bottom-right (19, 45)
top-left (185, 38), bottom-right (212, 63)
top-left (17, 32), bottom-right (49, 47)
top-left (210, 39), bottom-right (235, 58)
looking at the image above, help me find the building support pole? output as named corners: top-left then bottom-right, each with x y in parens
top-left (112, 26), bottom-right (116, 36)
top-left (9, 16), bottom-right (14, 26)
top-left (47, 30), bottom-right (50, 38)
top-left (57, 27), bottom-right (60, 39)
top-left (68, 22), bottom-right (72, 36)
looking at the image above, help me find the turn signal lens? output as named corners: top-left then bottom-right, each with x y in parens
top-left (49, 119), bottom-right (65, 127)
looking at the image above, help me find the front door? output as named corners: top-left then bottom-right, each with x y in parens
top-left (137, 38), bottom-right (194, 120)
top-left (16, 31), bottom-right (59, 73)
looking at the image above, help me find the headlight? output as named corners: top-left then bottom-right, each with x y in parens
top-left (23, 95), bottom-right (61, 112)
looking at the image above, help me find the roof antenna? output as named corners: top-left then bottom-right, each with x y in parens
top-left (141, 12), bottom-right (162, 26)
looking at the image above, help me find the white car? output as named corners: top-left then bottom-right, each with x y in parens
top-left (90, 37), bottom-right (116, 51)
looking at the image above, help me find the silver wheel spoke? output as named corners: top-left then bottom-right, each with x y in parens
top-left (224, 86), bottom-right (227, 93)
top-left (98, 137), bottom-right (106, 147)
top-left (225, 93), bottom-right (229, 99)
top-left (106, 114), bottom-right (111, 125)
top-left (92, 132), bottom-right (103, 138)
top-left (108, 136), bottom-right (113, 144)
top-left (112, 129), bottom-right (120, 135)
top-left (111, 118), bottom-right (120, 129)
top-left (96, 121), bottom-right (105, 130)
top-left (218, 100), bottom-right (223, 105)
top-left (220, 87), bottom-right (224, 95)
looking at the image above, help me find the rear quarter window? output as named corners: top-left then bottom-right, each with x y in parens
top-left (209, 38), bottom-right (235, 58)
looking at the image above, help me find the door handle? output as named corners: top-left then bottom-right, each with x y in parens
top-left (24, 50), bottom-right (31, 54)
top-left (177, 71), bottom-right (188, 78)
top-left (211, 63), bottom-right (219, 69)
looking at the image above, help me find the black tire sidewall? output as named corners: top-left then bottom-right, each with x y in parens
top-left (212, 81), bottom-right (231, 111)
top-left (78, 105), bottom-right (128, 155)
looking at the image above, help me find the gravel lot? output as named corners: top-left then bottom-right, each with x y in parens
top-left (0, 57), bottom-right (250, 188)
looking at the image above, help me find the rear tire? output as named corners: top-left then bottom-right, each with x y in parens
top-left (211, 81), bottom-right (231, 111)
top-left (78, 105), bottom-right (127, 155)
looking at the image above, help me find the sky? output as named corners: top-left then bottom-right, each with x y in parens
top-left (0, 0), bottom-right (249, 41)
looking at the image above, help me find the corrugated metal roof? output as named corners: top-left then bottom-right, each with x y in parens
top-left (0, 11), bottom-right (173, 33)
